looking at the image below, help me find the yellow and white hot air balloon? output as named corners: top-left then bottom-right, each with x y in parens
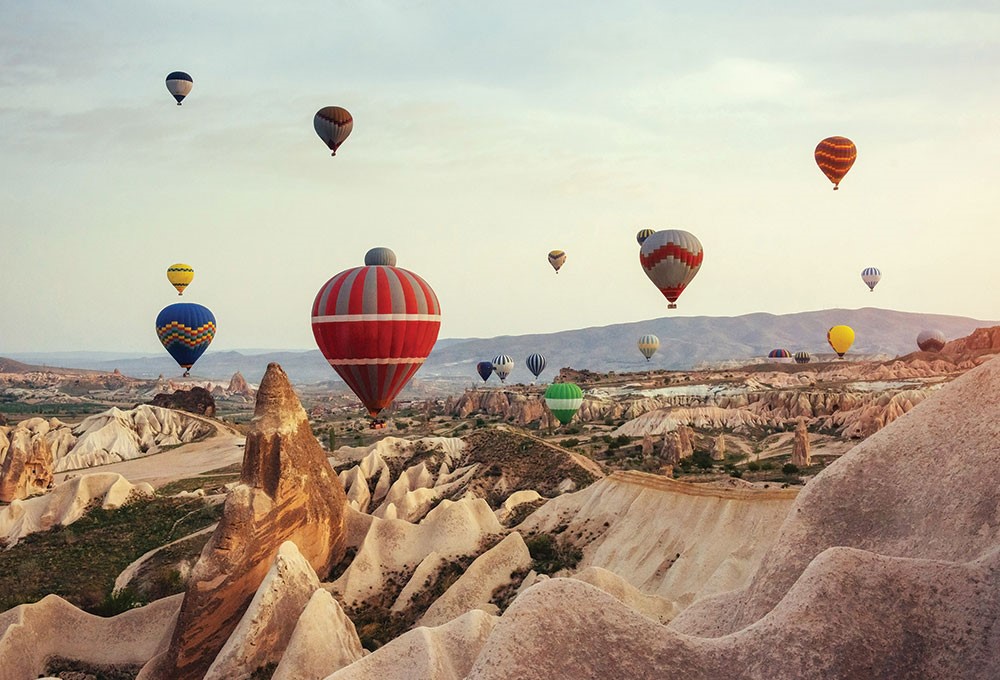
top-left (548, 250), bottom-right (567, 273)
top-left (166, 263), bottom-right (195, 296)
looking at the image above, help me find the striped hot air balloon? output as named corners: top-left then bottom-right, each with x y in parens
top-left (492, 354), bottom-right (514, 383)
top-left (636, 229), bottom-right (655, 246)
top-left (156, 303), bottom-right (216, 376)
top-left (525, 353), bottom-right (546, 380)
top-left (544, 382), bottom-right (583, 425)
top-left (365, 247), bottom-right (397, 266)
top-left (639, 230), bottom-right (703, 309)
top-left (794, 351), bottom-right (811, 364)
top-left (476, 361), bottom-right (494, 382)
top-left (165, 71), bottom-right (193, 105)
top-left (314, 106), bottom-right (353, 156)
top-left (638, 334), bottom-right (659, 361)
top-left (861, 267), bottom-right (881, 292)
top-left (815, 136), bottom-right (857, 190)
top-left (166, 263), bottom-right (194, 296)
top-left (768, 348), bottom-right (792, 361)
top-left (917, 330), bottom-right (946, 353)
top-left (311, 249), bottom-right (441, 423)
top-left (547, 250), bottom-right (566, 273)
top-left (827, 325), bottom-right (855, 358)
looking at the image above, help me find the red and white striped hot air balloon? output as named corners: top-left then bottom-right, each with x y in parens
top-left (638, 229), bottom-right (703, 309)
top-left (311, 248), bottom-right (441, 426)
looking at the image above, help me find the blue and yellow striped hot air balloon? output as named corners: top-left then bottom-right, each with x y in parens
top-left (638, 334), bottom-right (660, 361)
top-left (156, 303), bottom-right (216, 376)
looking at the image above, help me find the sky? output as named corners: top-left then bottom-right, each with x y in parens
top-left (1, 1), bottom-right (999, 354)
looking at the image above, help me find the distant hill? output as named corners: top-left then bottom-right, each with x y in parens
top-left (5, 308), bottom-right (993, 384)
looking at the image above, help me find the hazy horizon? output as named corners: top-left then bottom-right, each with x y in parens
top-left (2, 2), bottom-right (999, 355)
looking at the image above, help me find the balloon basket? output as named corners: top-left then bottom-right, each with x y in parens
top-left (668, 304), bottom-right (677, 309)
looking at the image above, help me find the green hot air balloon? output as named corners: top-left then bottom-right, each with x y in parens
top-left (544, 382), bottom-right (583, 425)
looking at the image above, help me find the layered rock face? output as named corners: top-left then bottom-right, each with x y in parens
top-left (790, 419), bottom-right (811, 468)
top-left (0, 424), bottom-right (53, 502)
top-left (150, 363), bottom-right (347, 680)
top-left (227, 371), bottom-right (254, 398)
top-left (150, 386), bottom-right (216, 417)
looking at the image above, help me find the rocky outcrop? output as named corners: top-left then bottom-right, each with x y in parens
top-left (150, 386), bottom-right (216, 417)
top-left (227, 372), bottom-right (254, 399)
top-left (0, 423), bottom-right (53, 502)
top-left (150, 364), bottom-right (347, 680)
top-left (271, 588), bottom-right (364, 680)
top-left (790, 419), bottom-right (811, 468)
top-left (0, 473), bottom-right (154, 547)
top-left (711, 434), bottom-right (726, 461)
top-left (943, 325), bottom-right (1000, 356)
top-left (661, 432), bottom-right (681, 466)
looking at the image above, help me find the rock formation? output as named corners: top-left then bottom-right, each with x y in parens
top-left (641, 434), bottom-right (654, 457)
top-left (271, 588), bottom-right (364, 680)
top-left (790, 419), bottom-right (811, 468)
top-left (0, 424), bottom-right (53, 502)
top-left (711, 434), bottom-right (726, 461)
top-left (661, 432), bottom-right (681, 466)
top-left (227, 372), bottom-right (254, 398)
top-left (676, 425), bottom-right (694, 459)
top-left (150, 386), bottom-right (216, 417)
top-left (148, 363), bottom-right (347, 680)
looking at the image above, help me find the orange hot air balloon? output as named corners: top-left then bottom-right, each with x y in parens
top-left (814, 136), bottom-right (857, 190)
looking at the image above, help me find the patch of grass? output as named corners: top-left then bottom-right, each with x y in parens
top-left (0, 496), bottom-right (223, 613)
top-left (157, 474), bottom-right (240, 496)
top-left (525, 533), bottom-right (583, 575)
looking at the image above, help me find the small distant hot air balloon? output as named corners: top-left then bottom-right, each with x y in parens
top-left (492, 354), bottom-right (514, 383)
top-left (526, 353), bottom-right (546, 381)
top-left (166, 263), bottom-right (194, 296)
top-left (365, 247), bottom-right (397, 266)
top-left (544, 382), bottom-right (583, 426)
top-left (636, 229), bottom-right (655, 246)
top-left (165, 72), bottom-right (193, 105)
top-left (476, 361), bottom-right (494, 382)
top-left (314, 106), bottom-right (353, 156)
top-left (639, 230), bottom-right (703, 309)
top-left (917, 330), bottom-right (947, 353)
top-left (827, 325), bottom-right (855, 358)
top-left (638, 334), bottom-right (660, 361)
top-left (548, 250), bottom-right (566, 274)
top-left (861, 267), bottom-right (881, 292)
top-left (156, 302), bottom-right (216, 377)
top-left (815, 136), bottom-right (857, 190)
top-left (311, 248), bottom-right (440, 426)
top-left (768, 348), bottom-right (792, 361)
top-left (794, 351), bottom-right (811, 364)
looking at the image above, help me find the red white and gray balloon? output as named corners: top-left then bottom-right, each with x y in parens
top-left (917, 330), bottom-right (947, 353)
top-left (638, 229), bottom-right (704, 309)
top-left (314, 106), bottom-right (354, 156)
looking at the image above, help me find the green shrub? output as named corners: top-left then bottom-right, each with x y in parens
top-left (782, 463), bottom-right (799, 475)
top-left (692, 450), bottom-right (714, 469)
top-left (746, 461), bottom-right (761, 472)
top-left (525, 533), bottom-right (582, 574)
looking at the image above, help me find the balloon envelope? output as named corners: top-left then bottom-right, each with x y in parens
top-left (311, 254), bottom-right (440, 418)
top-left (526, 353), bottom-right (546, 378)
top-left (547, 250), bottom-right (566, 273)
top-left (768, 348), bottom-right (792, 359)
top-left (492, 354), bottom-right (514, 383)
top-left (314, 106), bottom-right (353, 155)
top-left (917, 329), bottom-right (947, 353)
top-left (639, 230), bottom-right (703, 309)
top-left (861, 267), bottom-right (881, 292)
top-left (364, 247), bottom-right (397, 266)
top-left (165, 71), bottom-right (193, 105)
top-left (636, 229), bottom-right (655, 246)
top-left (156, 303), bottom-right (216, 373)
top-left (544, 382), bottom-right (583, 425)
top-left (815, 136), bottom-right (857, 189)
top-left (827, 325), bottom-right (855, 358)
top-left (166, 263), bottom-right (194, 296)
top-left (476, 361), bottom-right (494, 382)
top-left (794, 351), bottom-right (811, 364)
top-left (638, 334), bottom-right (660, 361)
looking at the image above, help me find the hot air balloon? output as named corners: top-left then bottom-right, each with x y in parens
top-left (917, 330), bottom-right (947, 353)
top-left (476, 361), bottom-right (494, 382)
top-left (827, 325), bottom-right (855, 358)
top-left (547, 250), bottom-right (566, 274)
top-left (166, 263), bottom-right (194, 296)
top-left (156, 303), bottom-right (216, 377)
top-left (365, 247), bottom-right (397, 266)
top-left (815, 136), bottom-right (857, 190)
top-left (544, 382), bottom-right (583, 425)
top-left (794, 351), bottom-right (811, 364)
top-left (311, 248), bottom-right (440, 426)
top-left (768, 348), bottom-right (792, 361)
top-left (638, 334), bottom-right (660, 361)
top-left (639, 230), bottom-right (703, 309)
top-left (861, 267), bottom-right (881, 292)
top-left (636, 229), bottom-right (655, 246)
top-left (492, 354), bottom-right (514, 383)
top-left (165, 72), bottom-right (193, 105)
top-left (314, 106), bottom-right (353, 156)
top-left (526, 353), bottom-right (546, 380)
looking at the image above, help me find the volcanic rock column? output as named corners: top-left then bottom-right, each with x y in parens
top-left (151, 363), bottom-right (348, 680)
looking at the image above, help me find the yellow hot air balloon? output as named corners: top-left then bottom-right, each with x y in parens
top-left (827, 325), bottom-right (855, 358)
top-left (548, 250), bottom-right (567, 273)
top-left (167, 263), bottom-right (195, 296)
